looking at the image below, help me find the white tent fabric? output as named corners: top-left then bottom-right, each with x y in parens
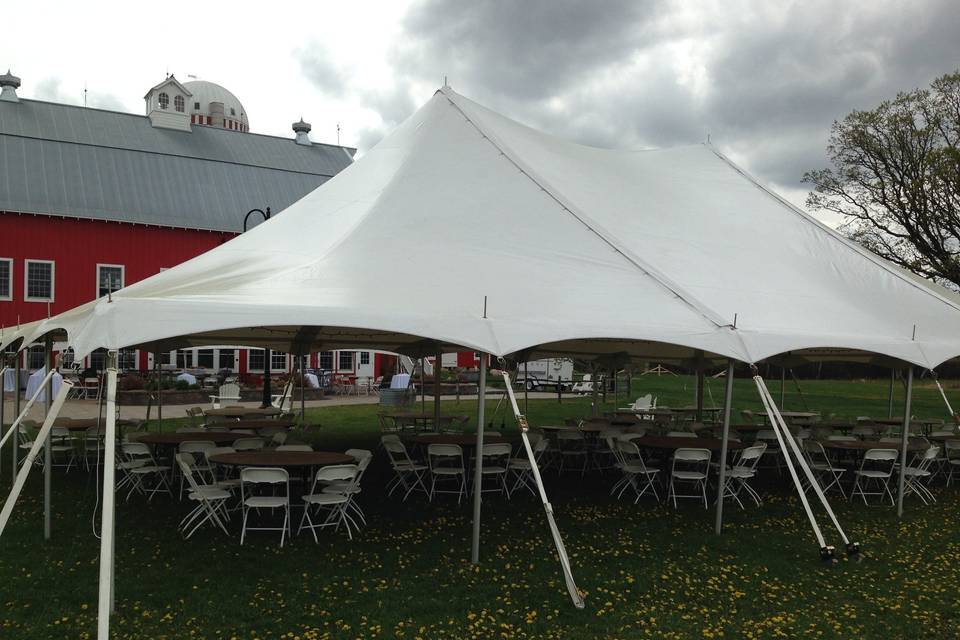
top-left (4, 87), bottom-right (960, 368)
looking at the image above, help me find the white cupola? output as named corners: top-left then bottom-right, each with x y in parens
top-left (143, 74), bottom-right (192, 132)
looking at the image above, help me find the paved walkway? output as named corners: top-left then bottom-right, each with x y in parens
top-left (1, 388), bottom-right (558, 423)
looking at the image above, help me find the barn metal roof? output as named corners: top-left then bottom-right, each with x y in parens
top-left (0, 98), bottom-right (355, 232)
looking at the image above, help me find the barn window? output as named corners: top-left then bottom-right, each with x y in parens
top-left (194, 101), bottom-right (200, 110)
top-left (158, 92), bottom-right (169, 110)
top-left (338, 351), bottom-right (354, 371)
top-left (318, 351), bottom-right (333, 370)
top-left (174, 95), bottom-right (185, 112)
top-left (271, 351), bottom-right (288, 371)
top-left (359, 351), bottom-right (370, 365)
top-left (25, 260), bottom-right (54, 302)
top-left (0, 258), bottom-right (11, 300)
top-left (97, 264), bottom-right (124, 298)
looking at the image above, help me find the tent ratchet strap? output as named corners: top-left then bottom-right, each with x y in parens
top-left (500, 370), bottom-right (585, 609)
top-left (754, 375), bottom-right (859, 559)
top-left (931, 372), bottom-right (955, 418)
top-left (753, 375), bottom-right (832, 560)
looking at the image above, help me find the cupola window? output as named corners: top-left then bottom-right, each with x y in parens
top-left (174, 95), bottom-right (184, 112)
top-left (158, 92), bottom-right (169, 110)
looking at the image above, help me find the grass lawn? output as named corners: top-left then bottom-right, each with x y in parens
top-left (1, 375), bottom-right (960, 639)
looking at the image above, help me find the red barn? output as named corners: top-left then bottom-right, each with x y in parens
top-left (0, 70), bottom-right (397, 381)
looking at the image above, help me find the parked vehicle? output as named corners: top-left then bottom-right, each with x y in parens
top-left (515, 358), bottom-right (574, 391)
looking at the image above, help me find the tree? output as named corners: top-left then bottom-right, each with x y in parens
top-left (804, 71), bottom-right (960, 288)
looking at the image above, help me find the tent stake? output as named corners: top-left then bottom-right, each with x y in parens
top-left (471, 355), bottom-right (486, 564)
top-left (896, 367), bottom-right (913, 517)
top-left (714, 360), bottom-right (735, 534)
top-left (97, 357), bottom-right (119, 639)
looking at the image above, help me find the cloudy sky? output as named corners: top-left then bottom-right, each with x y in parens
top-left (3, 0), bottom-right (958, 219)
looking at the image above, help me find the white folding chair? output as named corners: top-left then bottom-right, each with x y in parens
top-left (175, 453), bottom-right (231, 539)
top-left (275, 444), bottom-right (313, 452)
top-left (383, 440), bottom-right (428, 500)
top-left (325, 449), bottom-right (373, 528)
top-left (427, 444), bottom-right (467, 503)
top-left (177, 440), bottom-right (217, 497)
top-left (476, 442), bottom-right (512, 497)
top-left (507, 437), bottom-right (549, 498)
top-left (233, 437), bottom-right (266, 452)
top-left (720, 444), bottom-right (766, 508)
top-left (556, 430), bottom-right (587, 474)
top-left (120, 442), bottom-right (172, 502)
top-left (902, 445), bottom-right (940, 505)
top-left (802, 440), bottom-right (847, 498)
top-left (615, 439), bottom-right (660, 503)
top-left (851, 448), bottom-right (898, 505)
top-left (668, 448), bottom-right (711, 509)
top-left (298, 464), bottom-right (359, 541)
top-left (240, 467), bottom-right (291, 546)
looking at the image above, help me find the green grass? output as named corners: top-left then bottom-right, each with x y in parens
top-left (1, 375), bottom-right (960, 639)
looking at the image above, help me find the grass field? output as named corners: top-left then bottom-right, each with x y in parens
top-left (1, 374), bottom-right (960, 639)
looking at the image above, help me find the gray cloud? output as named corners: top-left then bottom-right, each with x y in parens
top-left (296, 43), bottom-right (347, 95)
top-left (34, 76), bottom-right (127, 112)
top-left (296, 0), bottom-right (960, 198)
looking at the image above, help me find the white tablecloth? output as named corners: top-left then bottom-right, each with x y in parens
top-left (176, 372), bottom-right (197, 385)
top-left (25, 368), bottom-right (64, 403)
top-left (390, 373), bottom-right (411, 389)
top-left (304, 373), bottom-right (320, 389)
top-left (3, 368), bottom-right (20, 393)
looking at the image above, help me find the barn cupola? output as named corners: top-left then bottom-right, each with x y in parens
top-left (0, 70), bottom-right (21, 103)
top-left (293, 118), bottom-right (312, 146)
top-left (143, 74), bottom-right (192, 131)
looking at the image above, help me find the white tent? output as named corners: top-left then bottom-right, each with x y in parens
top-left (5, 86), bottom-right (960, 367)
top-left (4, 86), bottom-right (960, 632)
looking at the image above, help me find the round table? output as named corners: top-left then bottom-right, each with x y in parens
top-left (629, 436), bottom-right (745, 452)
top-left (208, 451), bottom-right (354, 468)
top-left (820, 439), bottom-right (927, 453)
top-left (217, 419), bottom-right (296, 431)
top-left (54, 418), bottom-right (138, 431)
top-left (133, 432), bottom-right (243, 446)
top-left (205, 406), bottom-right (282, 418)
top-left (407, 434), bottom-right (510, 447)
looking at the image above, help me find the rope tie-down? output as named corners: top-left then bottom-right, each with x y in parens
top-left (752, 370), bottom-right (859, 561)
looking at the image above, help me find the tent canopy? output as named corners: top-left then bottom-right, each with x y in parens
top-left (5, 87), bottom-right (960, 368)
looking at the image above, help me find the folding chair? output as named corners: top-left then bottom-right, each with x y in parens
top-left (802, 440), bottom-right (846, 498)
top-left (427, 444), bottom-right (467, 503)
top-left (383, 440), bottom-right (428, 500)
top-left (240, 467), bottom-right (291, 546)
top-left (298, 464), bottom-right (359, 541)
top-left (850, 448), bottom-right (898, 505)
top-left (615, 439), bottom-right (660, 503)
top-left (476, 442), bottom-right (512, 497)
top-left (507, 437), bottom-right (549, 498)
top-left (175, 453), bottom-right (231, 539)
top-left (120, 442), bottom-right (172, 502)
top-left (668, 448), bottom-right (711, 509)
top-left (902, 445), bottom-right (939, 505)
top-left (720, 443), bottom-right (766, 508)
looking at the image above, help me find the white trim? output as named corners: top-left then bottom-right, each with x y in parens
top-left (0, 257), bottom-right (11, 301)
top-left (95, 263), bottom-right (125, 298)
top-left (24, 259), bottom-right (54, 303)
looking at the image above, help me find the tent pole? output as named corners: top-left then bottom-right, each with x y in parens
top-left (471, 355), bottom-right (487, 564)
top-left (153, 351), bottom-right (160, 429)
top-left (97, 355), bottom-right (118, 639)
top-left (887, 369), bottom-right (895, 419)
top-left (434, 349), bottom-right (441, 431)
top-left (780, 366), bottom-right (786, 408)
top-left (897, 367), bottom-right (913, 517)
top-left (420, 357), bottom-right (425, 415)
top-left (523, 361), bottom-right (529, 414)
top-left (261, 348), bottom-right (272, 409)
top-left (591, 365), bottom-right (598, 416)
top-left (714, 360), bottom-right (735, 534)
top-left (12, 353), bottom-right (19, 484)
top-left (43, 335), bottom-right (52, 540)
top-left (156, 349), bottom-right (163, 432)
top-left (0, 364), bottom-right (6, 478)
top-left (300, 355), bottom-right (306, 424)
top-left (695, 368), bottom-right (705, 422)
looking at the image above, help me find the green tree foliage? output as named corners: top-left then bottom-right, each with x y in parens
top-left (805, 71), bottom-right (960, 287)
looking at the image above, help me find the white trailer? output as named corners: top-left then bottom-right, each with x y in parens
top-left (514, 358), bottom-right (574, 391)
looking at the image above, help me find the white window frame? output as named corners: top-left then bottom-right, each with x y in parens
top-left (216, 348), bottom-right (239, 372)
top-left (247, 348), bottom-right (266, 373)
top-left (0, 257), bottom-right (11, 301)
top-left (271, 351), bottom-right (289, 372)
top-left (24, 259), bottom-right (55, 302)
top-left (96, 263), bottom-right (125, 298)
top-left (338, 351), bottom-right (355, 372)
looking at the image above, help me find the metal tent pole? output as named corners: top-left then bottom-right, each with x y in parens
top-left (0, 365), bottom-right (5, 478)
top-left (97, 355), bottom-right (119, 639)
top-left (695, 368), bottom-right (705, 422)
top-left (153, 351), bottom-right (161, 430)
top-left (12, 354), bottom-right (20, 484)
top-left (434, 350), bottom-right (442, 430)
top-left (523, 361), bottom-right (529, 414)
top-left (714, 360), bottom-right (735, 534)
top-left (470, 355), bottom-right (487, 564)
top-left (897, 367), bottom-right (914, 517)
top-left (300, 355), bottom-right (306, 423)
top-left (780, 366), bottom-right (786, 408)
top-left (43, 336), bottom-right (52, 540)
top-left (887, 369), bottom-right (895, 419)
top-left (420, 357), bottom-right (425, 415)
